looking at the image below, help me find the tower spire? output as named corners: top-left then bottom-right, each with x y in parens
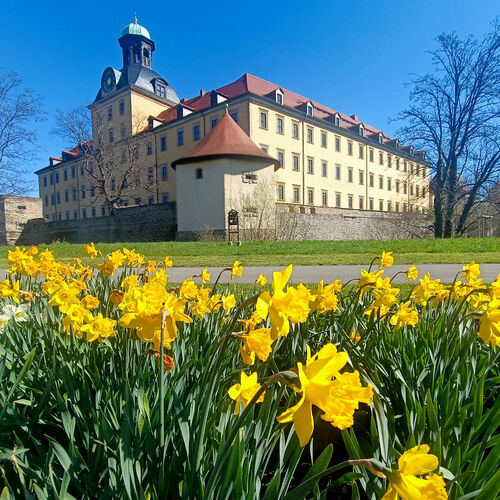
top-left (134, 13), bottom-right (138, 24)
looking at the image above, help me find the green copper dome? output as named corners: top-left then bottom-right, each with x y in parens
top-left (122, 22), bottom-right (151, 39)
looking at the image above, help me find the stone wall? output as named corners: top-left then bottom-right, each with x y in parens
top-left (276, 205), bottom-right (434, 241)
top-left (16, 202), bottom-right (176, 245)
top-left (0, 196), bottom-right (43, 246)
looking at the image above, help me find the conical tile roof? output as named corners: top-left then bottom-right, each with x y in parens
top-left (172, 113), bottom-right (279, 169)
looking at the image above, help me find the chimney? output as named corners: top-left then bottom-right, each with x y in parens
top-left (351, 114), bottom-right (359, 121)
top-left (200, 89), bottom-right (206, 96)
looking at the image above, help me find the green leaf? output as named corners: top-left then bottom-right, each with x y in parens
top-left (302, 444), bottom-right (333, 483)
top-left (261, 470), bottom-right (281, 500)
top-left (6, 348), bottom-right (36, 402)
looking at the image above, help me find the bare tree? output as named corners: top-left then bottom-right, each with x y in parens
top-left (52, 106), bottom-right (154, 214)
top-left (397, 19), bottom-right (500, 238)
top-left (0, 69), bottom-right (44, 194)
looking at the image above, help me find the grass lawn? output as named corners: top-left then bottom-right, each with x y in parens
top-left (2, 237), bottom-right (499, 268)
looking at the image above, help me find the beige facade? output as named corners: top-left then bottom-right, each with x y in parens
top-left (0, 195), bottom-right (43, 245)
top-left (36, 24), bottom-right (430, 225)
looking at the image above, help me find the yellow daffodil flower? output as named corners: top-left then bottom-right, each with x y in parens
top-left (85, 242), bottom-right (99, 259)
top-left (228, 371), bottom-right (265, 415)
top-left (231, 261), bottom-right (244, 280)
top-left (238, 327), bottom-right (274, 365)
top-left (406, 265), bottom-right (418, 283)
top-left (256, 274), bottom-right (267, 286)
top-left (479, 298), bottom-right (500, 346)
top-left (80, 314), bottom-right (116, 343)
top-left (379, 251), bottom-right (394, 269)
top-left (201, 267), bottom-right (211, 283)
top-left (390, 301), bottom-right (419, 331)
top-left (382, 445), bottom-right (448, 499)
top-left (462, 261), bottom-right (481, 284)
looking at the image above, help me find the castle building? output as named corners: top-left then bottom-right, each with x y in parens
top-left (36, 20), bottom-right (431, 232)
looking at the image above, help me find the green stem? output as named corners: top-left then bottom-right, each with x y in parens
top-left (159, 309), bottom-right (167, 492)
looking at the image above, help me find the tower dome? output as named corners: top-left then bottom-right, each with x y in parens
top-left (121, 18), bottom-right (151, 39)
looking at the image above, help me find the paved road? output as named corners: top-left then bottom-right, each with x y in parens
top-left (167, 263), bottom-right (500, 284)
top-left (2, 263), bottom-right (498, 284)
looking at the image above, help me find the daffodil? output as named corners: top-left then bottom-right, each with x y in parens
top-left (277, 343), bottom-right (372, 446)
top-left (231, 261), bottom-right (244, 280)
top-left (228, 371), bottom-right (265, 415)
top-left (238, 328), bottom-right (274, 365)
top-left (406, 266), bottom-right (418, 282)
top-left (382, 445), bottom-right (448, 499)
top-left (85, 242), bottom-right (99, 259)
top-left (379, 251), bottom-right (394, 269)
top-left (390, 301), bottom-right (419, 331)
top-left (80, 314), bottom-right (116, 343)
top-left (462, 261), bottom-right (481, 284)
top-left (256, 274), bottom-right (267, 286)
top-left (201, 267), bottom-right (211, 283)
top-left (478, 298), bottom-right (500, 346)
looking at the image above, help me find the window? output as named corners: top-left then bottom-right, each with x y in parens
top-left (49, 174), bottom-right (54, 185)
top-left (121, 127), bottom-right (126, 139)
top-left (260, 111), bottom-right (267, 129)
top-left (81, 187), bottom-right (86, 199)
top-left (410, 184), bottom-right (414, 196)
top-left (149, 197), bottom-right (154, 205)
top-left (387, 178), bottom-right (392, 191)
top-left (109, 129), bottom-right (114, 143)
top-left (162, 193), bottom-right (169, 203)
top-left (403, 182), bottom-right (407, 194)
top-left (277, 151), bottom-right (284, 168)
top-left (161, 164), bottom-right (168, 181)
top-left (321, 132), bottom-right (327, 148)
top-left (396, 158), bottom-right (400, 170)
top-left (403, 203), bottom-right (407, 212)
top-left (211, 117), bottom-right (218, 128)
top-left (160, 135), bottom-right (166, 151)
top-left (90, 187), bottom-right (95, 197)
top-left (369, 149), bottom-right (374, 162)
top-left (231, 111), bottom-right (238, 123)
top-left (196, 168), bottom-right (203, 179)
top-left (335, 136), bottom-right (340, 152)
top-left (322, 190), bottom-right (328, 206)
top-left (335, 164), bottom-right (341, 180)
top-left (369, 198), bottom-right (374, 210)
top-left (136, 198), bottom-right (142, 206)
top-left (82, 208), bottom-right (87, 219)
top-left (369, 172), bottom-right (374, 187)
top-left (121, 150), bottom-right (127, 163)
top-left (379, 175), bottom-right (384, 189)
top-left (55, 172), bottom-right (59, 184)
top-left (348, 194), bottom-right (353, 209)
top-left (378, 133), bottom-right (384, 144)
top-left (387, 201), bottom-right (392, 212)
top-left (334, 114), bottom-right (340, 127)
top-left (135, 176), bottom-right (141, 187)
top-left (43, 176), bottom-right (47, 187)
top-left (395, 202), bottom-right (400, 212)
top-left (347, 141), bottom-right (353, 155)
top-left (404, 161), bottom-right (407, 173)
top-left (147, 143), bottom-right (152, 155)
top-left (134, 146), bottom-right (139, 160)
top-left (63, 190), bottom-right (68, 203)
top-left (50, 193), bottom-right (55, 205)
top-left (307, 188), bottom-right (314, 204)
top-left (416, 185), bottom-right (420, 197)
top-left (306, 103), bottom-right (313, 117)
top-left (101, 206), bottom-right (106, 216)
top-left (422, 167), bottom-right (426, 179)
top-left (387, 154), bottom-right (392, 168)
top-left (80, 166), bottom-right (85, 176)
top-left (193, 123), bottom-right (200, 141)
top-left (177, 128), bottom-right (184, 146)
top-left (379, 199), bottom-right (384, 211)
top-left (379, 152), bottom-right (384, 165)
top-left (293, 185), bottom-right (300, 203)
top-left (396, 180), bottom-right (400, 193)
top-left (44, 195), bottom-right (48, 206)
top-left (119, 100), bottom-right (125, 115)
top-left (276, 91), bottom-right (283, 105)
top-left (111, 178), bottom-right (116, 191)
top-left (277, 183), bottom-right (285, 201)
top-left (293, 154), bottom-right (300, 171)
top-left (348, 167), bottom-right (353, 183)
top-left (335, 192), bottom-right (341, 207)
top-left (63, 169), bottom-right (68, 181)
top-left (72, 189), bottom-right (77, 201)
top-left (51, 214), bottom-right (56, 222)
top-left (277, 117), bottom-right (284, 134)
top-left (359, 170), bottom-right (364, 185)
top-left (416, 165), bottom-right (420, 176)
top-left (73, 210), bottom-right (78, 219)
top-left (422, 187), bottom-right (426, 198)
top-left (359, 196), bottom-right (364, 210)
top-left (261, 145), bottom-right (268, 153)
top-left (359, 144), bottom-right (364, 159)
top-left (307, 158), bottom-right (314, 174)
top-left (66, 211), bottom-right (70, 220)
top-left (107, 106), bottom-right (112, 121)
top-left (56, 192), bottom-right (61, 204)
top-left (292, 122), bottom-right (299, 139)
top-left (321, 162), bottom-right (327, 177)
top-left (148, 167), bottom-right (154, 184)
top-left (307, 128), bottom-right (313, 144)
top-left (210, 92), bottom-right (218, 106)
top-left (91, 207), bottom-right (96, 217)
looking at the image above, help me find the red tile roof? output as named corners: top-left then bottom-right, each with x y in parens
top-left (155, 73), bottom-right (391, 142)
top-left (172, 113), bottom-right (279, 169)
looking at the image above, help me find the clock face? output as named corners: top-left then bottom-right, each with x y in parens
top-left (101, 68), bottom-right (116, 93)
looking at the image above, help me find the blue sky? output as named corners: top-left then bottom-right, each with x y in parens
top-left (2, 0), bottom-right (498, 195)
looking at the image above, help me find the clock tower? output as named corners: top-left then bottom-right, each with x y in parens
top-left (118, 16), bottom-right (155, 70)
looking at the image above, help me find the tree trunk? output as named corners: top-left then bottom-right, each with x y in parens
top-left (444, 158), bottom-right (458, 237)
top-left (456, 187), bottom-right (479, 236)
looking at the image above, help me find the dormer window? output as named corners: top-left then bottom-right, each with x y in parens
top-left (395, 139), bottom-right (400, 149)
top-left (378, 133), bottom-right (384, 144)
top-left (155, 83), bottom-right (166, 98)
top-left (409, 145), bottom-right (414, 154)
top-left (306, 102), bottom-right (314, 117)
top-left (276, 89), bottom-right (284, 105)
top-left (359, 124), bottom-right (364, 137)
top-left (210, 92), bottom-right (218, 106)
top-left (334, 113), bottom-right (340, 127)
top-left (177, 107), bottom-right (183, 120)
